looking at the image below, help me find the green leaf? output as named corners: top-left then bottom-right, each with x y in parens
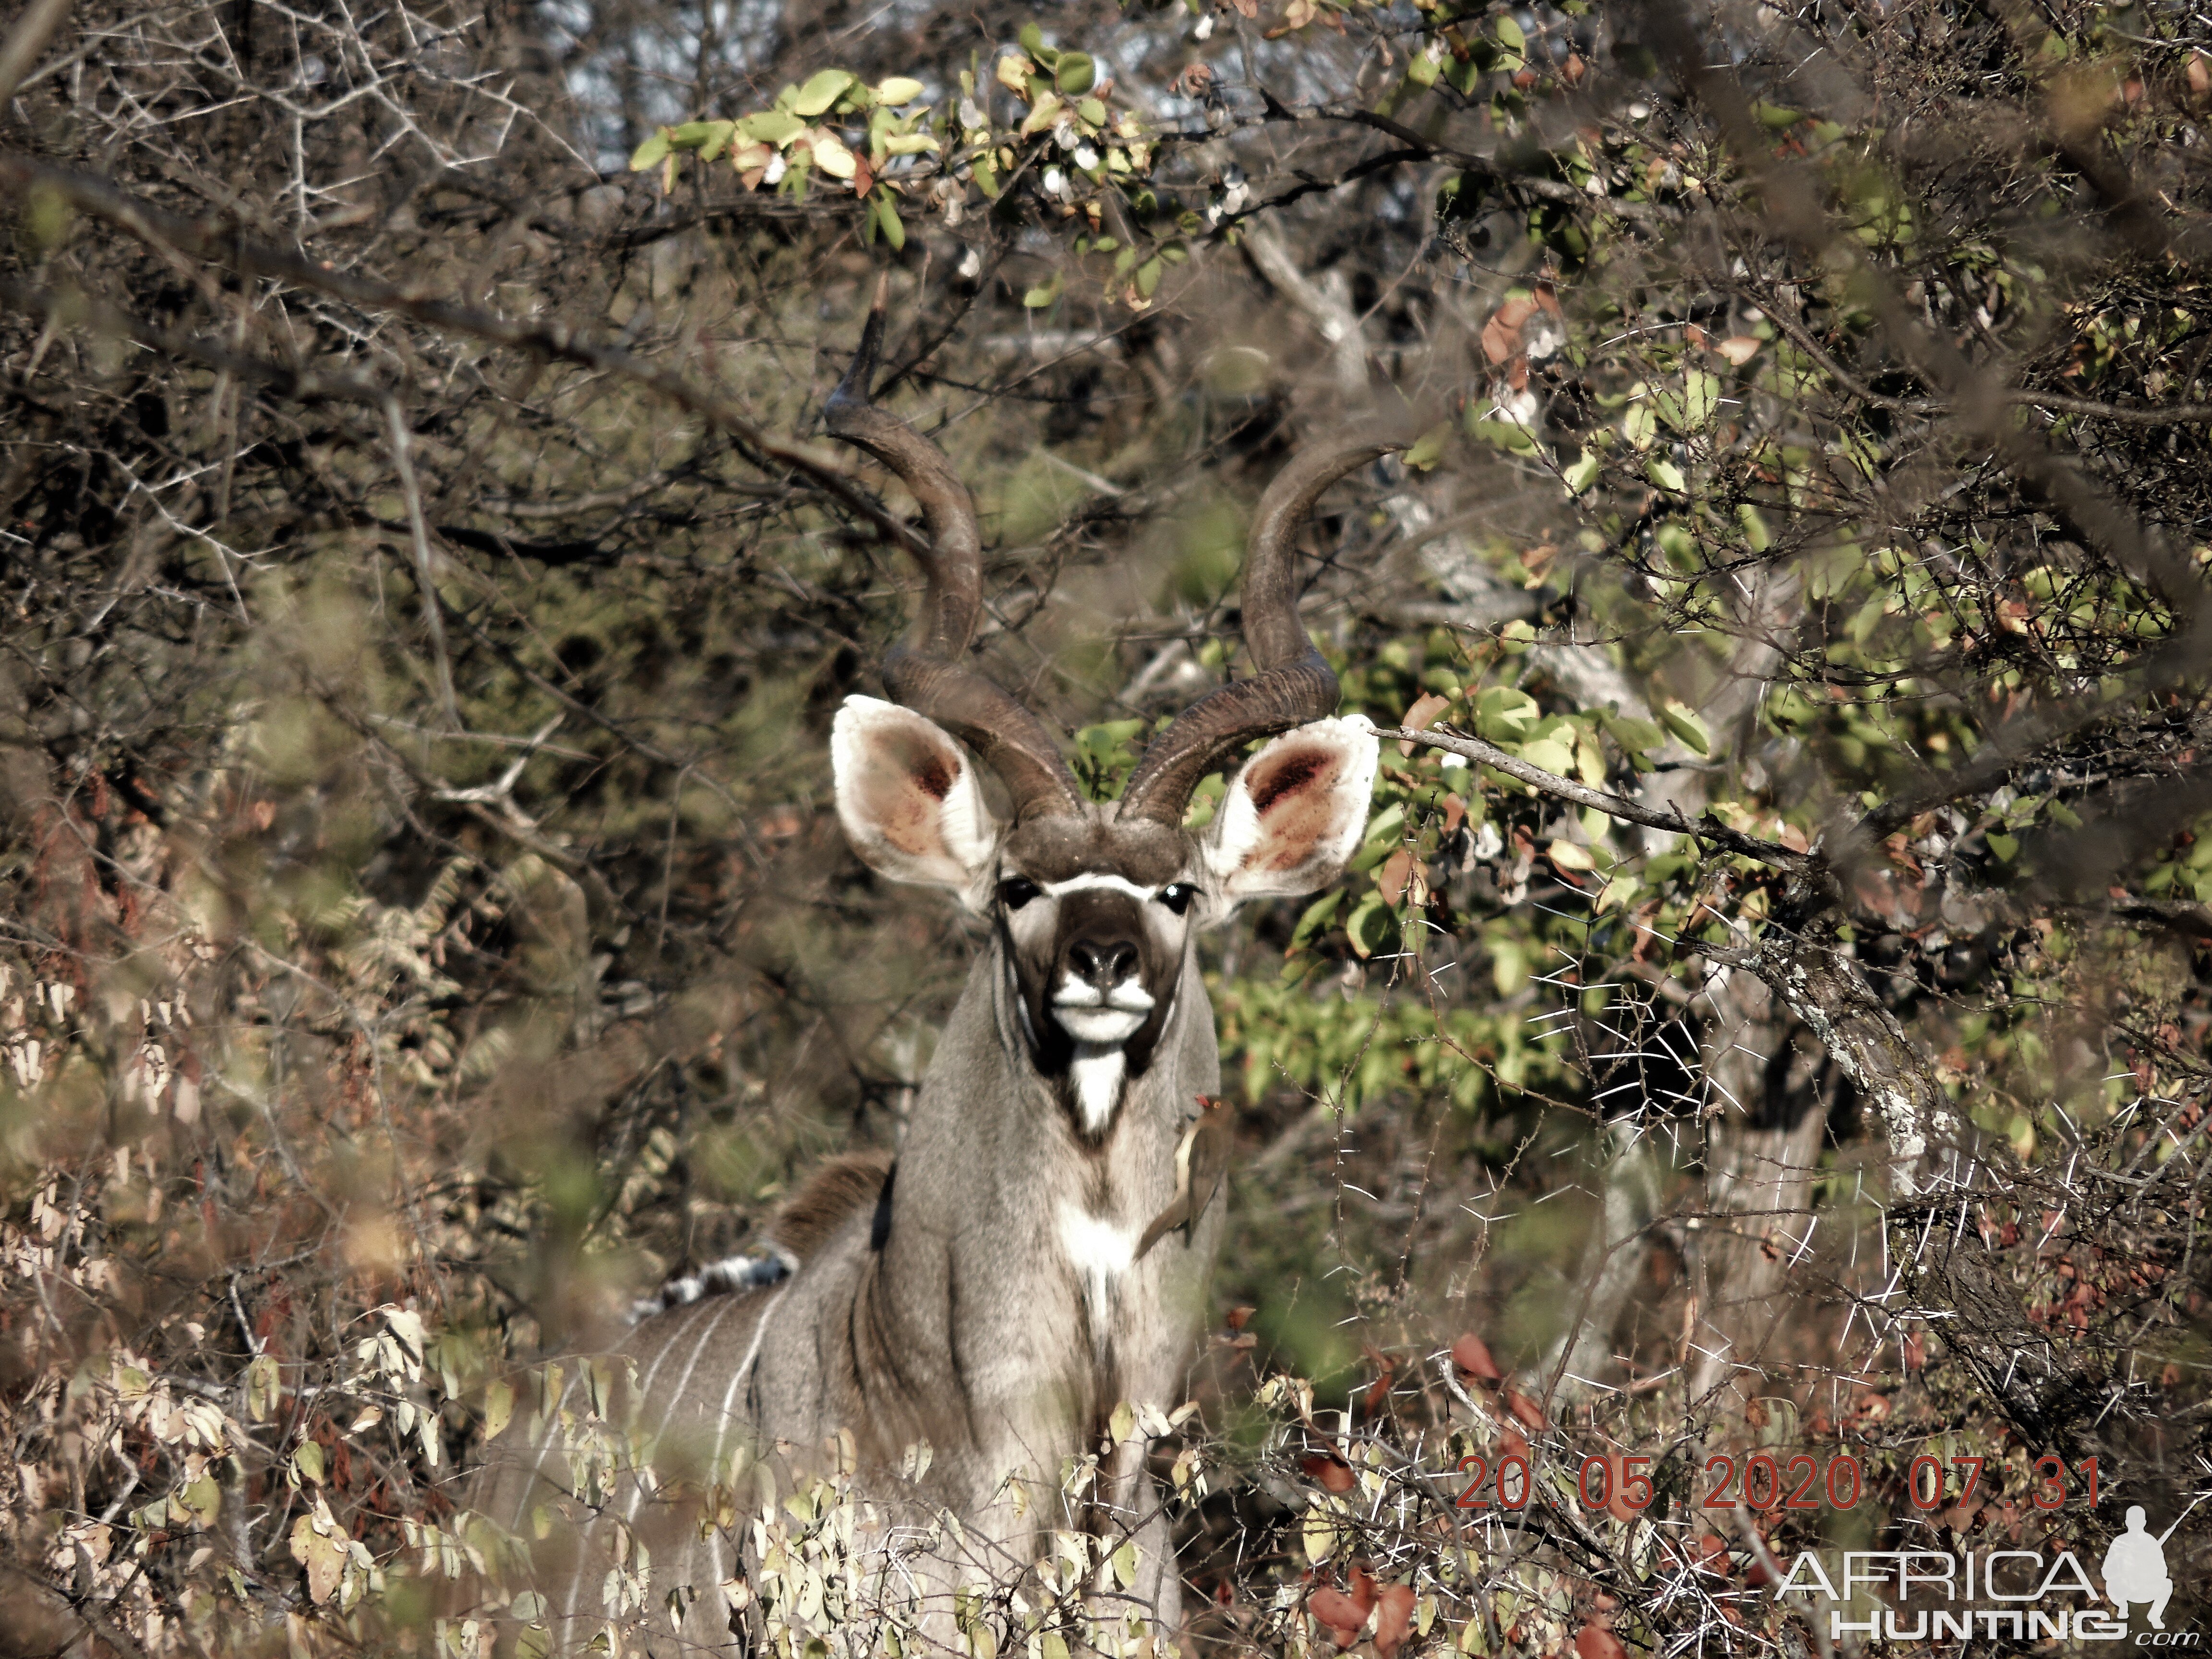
top-left (1520, 737), bottom-right (1575, 776)
top-left (696, 120), bottom-right (737, 161)
top-left (1018, 23), bottom-right (1059, 66)
top-left (294, 1441), bottom-right (326, 1485)
top-left (791, 69), bottom-right (856, 117)
top-left (247, 1353), bottom-right (282, 1422)
top-left (1595, 874), bottom-right (1640, 914)
top-left (1646, 456), bottom-right (1686, 493)
top-left (1475, 686), bottom-right (1539, 740)
top-left (1546, 838), bottom-right (1596, 871)
top-left (1659, 699), bottom-right (1710, 756)
top-left (740, 110), bottom-right (807, 145)
top-left (1111, 1539), bottom-right (1139, 1589)
top-left (1078, 96), bottom-right (1108, 126)
top-left (669, 120), bottom-right (716, 144)
top-left (1561, 447), bottom-right (1601, 493)
top-left (1404, 421), bottom-right (1451, 472)
top-left (1022, 272), bottom-right (1063, 309)
top-left (1407, 48), bottom-right (1441, 88)
top-left (1135, 256), bottom-right (1163, 297)
top-left (1292, 890), bottom-right (1344, 948)
top-left (1019, 90), bottom-right (1063, 136)
top-left (874, 192), bottom-right (906, 249)
top-left (1494, 15), bottom-right (1525, 49)
top-left (628, 130), bottom-right (671, 171)
top-left (1055, 53), bottom-right (1096, 95)
top-left (1599, 713), bottom-right (1664, 759)
top-left (1682, 368), bottom-right (1720, 427)
top-left (1467, 417), bottom-right (1539, 455)
top-left (1491, 938), bottom-right (1529, 997)
top-left (1346, 895), bottom-right (1393, 959)
top-left (875, 76), bottom-right (925, 105)
top-left (483, 1377), bottom-right (515, 1440)
top-left (1986, 831), bottom-right (2019, 862)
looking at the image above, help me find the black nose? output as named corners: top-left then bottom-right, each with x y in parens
top-left (1069, 938), bottom-right (1138, 988)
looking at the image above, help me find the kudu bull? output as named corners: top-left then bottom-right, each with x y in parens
top-left (480, 295), bottom-right (1396, 1652)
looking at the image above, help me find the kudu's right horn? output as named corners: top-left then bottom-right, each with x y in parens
top-left (1115, 431), bottom-right (1407, 825)
top-left (826, 277), bottom-right (1084, 823)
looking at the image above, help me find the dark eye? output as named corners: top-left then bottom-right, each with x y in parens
top-left (1158, 883), bottom-right (1197, 916)
top-left (998, 877), bottom-right (1041, 911)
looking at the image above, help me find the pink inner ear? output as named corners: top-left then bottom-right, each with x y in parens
top-left (868, 728), bottom-right (959, 857)
top-left (1244, 742), bottom-right (1345, 872)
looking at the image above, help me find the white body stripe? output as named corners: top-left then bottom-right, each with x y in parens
top-left (1057, 1202), bottom-right (1138, 1338)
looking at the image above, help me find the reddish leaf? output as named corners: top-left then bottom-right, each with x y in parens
top-left (1226, 1306), bottom-right (1255, 1330)
top-left (1503, 1387), bottom-right (1547, 1431)
top-left (1451, 1332), bottom-right (1502, 1383)
top-left (1301, 1454), bottom-right (1357, 1494)
top-left (1480, 296), bottom-right (1539, 364)
top-left (1402, 689), bottom-right (1451, 737)
top-left (1497, 1427), bottom-right (1529, 1460)
top-left (1373, 1584), bottom-right (1417, 1659)
top-left (1576, 1623), bottom-right (1626, 1659)
top-left (1309, 1588), bottom-right (1368, 1648)
top-left (1600, 1455), bottom-right (1637, 1524)
top-left (1378, 849), bottom-right (1415, 908)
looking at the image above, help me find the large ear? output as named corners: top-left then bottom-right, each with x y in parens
top-left (1204, 715), bottom-right (1379, 904)
top-left (831, 696), bottom-right (1000, 893)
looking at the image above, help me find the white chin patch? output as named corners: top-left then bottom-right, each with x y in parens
top-left (1054, 1005), bottom-right (1148, 1044)
top-left (1069, 1046), bottom-right (1125, 1134)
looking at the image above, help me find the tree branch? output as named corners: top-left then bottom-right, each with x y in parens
top-left (1380, 726), bottom-right (1818, 871)
top-left (0, 153), bottom-right (929, 555)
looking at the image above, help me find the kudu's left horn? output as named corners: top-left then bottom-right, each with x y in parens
top-left (826, 278), bottom-right (1084, 823)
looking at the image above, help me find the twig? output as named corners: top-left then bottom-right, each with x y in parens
top-left (0, 277), bottom-right (385, 404)
top-left (385, 400), bottom-right (461, 731)
top-left (1377, 726), bottom-right (1815, 870)
top-left (0, 0), bottom-right (71, 107)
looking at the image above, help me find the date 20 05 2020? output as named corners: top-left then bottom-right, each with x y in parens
top-left (1453, 1452), bottom-right (2106, 1514)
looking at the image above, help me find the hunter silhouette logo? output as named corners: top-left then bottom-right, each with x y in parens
top-left (2105, 1504), bottom-right (2189, 1630)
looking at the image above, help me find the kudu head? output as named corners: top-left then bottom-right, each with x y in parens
top-left (826, 287), bottom-right (1388, 1137)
